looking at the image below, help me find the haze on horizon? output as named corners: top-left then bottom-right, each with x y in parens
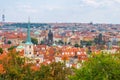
top-left (0, 0), bottom-right (120, 24)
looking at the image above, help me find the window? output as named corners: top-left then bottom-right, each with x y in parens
top-left (29, 45), bottom-right (31, 48)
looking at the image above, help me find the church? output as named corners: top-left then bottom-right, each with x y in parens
top-left (24, 18), bottom-right (34, 58)
top-left (16, 18), bottom-right (34, 58)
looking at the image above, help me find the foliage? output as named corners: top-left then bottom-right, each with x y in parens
top-left (31, 37), bottom-right (38, 44)
top-left (81, 40), bottom-right (93, 47)
top-left (50, 62), bottom-right (72, 80)
top-left (69, 53), bottom-right (120, 80)
top-left (0, 50), bottom-right (29, 80)
top-left (32, 62), bottom-right (72, 80)
top-left (117, 41), bottom-right (120, 46)
top-left (94, 37), bottom-right (99, 44)
top-left (33, 65), bottom-right (51, 80)
top-left (58, 40), bottom-right (64, 45)
top-left (8, 46), bottom-right (16, 51)
top-left (68, 42), bottom-right (71, 45)
top-left (7, 40), bottom-right (12, 44)
top-left (0, 50), bottom-right (72, 80)
top-left (22, 41), bottom-right (25, 43)
top-left (0, 48), bottom-right (3, 54)
top-left (74, 44), bottom-right (79, 47)
top-left (40, 40), bottom-right (45, 44)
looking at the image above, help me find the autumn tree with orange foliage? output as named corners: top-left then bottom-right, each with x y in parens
top-left (0, 49), bottom-right (72, 80)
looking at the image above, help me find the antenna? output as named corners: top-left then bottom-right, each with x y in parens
top-left (2, 9), bottom-right (5, 22)
top-left (28, 16), bottom-right (30, 23)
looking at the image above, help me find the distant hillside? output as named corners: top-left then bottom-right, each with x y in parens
top-left (0, 23), bottom-right (49, 28)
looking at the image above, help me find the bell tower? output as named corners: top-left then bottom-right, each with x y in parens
top-left (48, 29), bottom-right (53, 45)
top-left (24, 18), bottom-right (34, 58)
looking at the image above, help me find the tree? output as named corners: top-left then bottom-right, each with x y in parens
top-left (32, 65), bottom-right (51, 80)
top-left (74, 44), bottom-right (79, 47)
top-left (0, 48), bottom-right (3, 54)
top-left (69, 53), bottom-right (120, 80)
top-left (0, 50), bottom-right (33, 80)
top-left (81, 40), bottom-right (93, 47)
top-left (58, 40), bottom-right (64, 45)
top-left (31, 37), bottom-right (38, 44)
top-left (86, 41), bottom-right (93, 47)
top-left (49, 62), bottom-right (72, 80)
top-left (68, 42), bottom-right (71, 45)
top-left (22, 41), bottom-right (25, 43)
top-left (7, 40), bottom-right (12, 44)
top-left (32, 62), bottom-right (72, 80)
top-left (40, 40), bottom-right (45, 44)
top-left (117, 41), bottom-right (120, 46)
top-left (94, 37), bottom-right (98, 45)
top-left (0, 49), bottom-right (72, 80)
top-left (8, 46), bottom-right (16, 51)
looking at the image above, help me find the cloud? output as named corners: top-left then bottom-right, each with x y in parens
top-left (83, 0), bottom-right (99, 7)
top-left (1, 0), bottom-right (120, 23)
top-left (82, 0), bottom-right (120, 8)
top-left (114, 0), bottom-right (120, 3)
top-left (17, 4), bottom-right (38, 13)
top-left (43, 5), bottom-right (63, 11)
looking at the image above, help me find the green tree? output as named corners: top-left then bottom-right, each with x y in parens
top-left (49, 62), bottom-right (71, 80)
top-left (7, 40), bottom-right (12, 44)
top-left (8, 46), bottom-right (16, 51)
top-left (33, 62), bottom-right (72, 80)
top-left (86, 41), bottom-right (93, 46)
top-left (22, 41), bottom-right (25, 43)
top-left (69, 53), bottom-right (120, 80)
top-left (68, 42), bottom-right (71, 45)
top-left (0, 48), bottom-right (3, 54)
top-left (33, 65), bottom-right (51, 80)
top-left (40, 40), bottom-right (45, 44)
top-left (31, 37), bottom-right (38, 44)
top-left (117, 41), bottom-right (120, 46)
top-left (74, 44), bottom-right (79, 47)
top-left (58, 40), bottom-right (64, 45)
top-left (81, 40), bottom-right (93, 47)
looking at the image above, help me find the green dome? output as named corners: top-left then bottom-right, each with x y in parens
top-left (34, 31), bottom-right (40, 35)
top-left (52, 43), bottom-right (57, 46)
top-left (17, 45), bottom-right (24, 49)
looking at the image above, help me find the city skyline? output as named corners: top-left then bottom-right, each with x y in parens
top-left (0, 0), bottom-right (120, 24)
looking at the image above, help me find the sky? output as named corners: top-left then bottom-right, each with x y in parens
top-left (0, 0), bottom-right (120, 24)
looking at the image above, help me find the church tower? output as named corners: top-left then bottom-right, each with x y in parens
top-left (24, 18), bottom-right (34, 58)
top-left (48, 29), bottom-right (53, 45)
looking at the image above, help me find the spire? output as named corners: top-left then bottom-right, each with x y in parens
top-left (26, 17), bottom-right (32, 44)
